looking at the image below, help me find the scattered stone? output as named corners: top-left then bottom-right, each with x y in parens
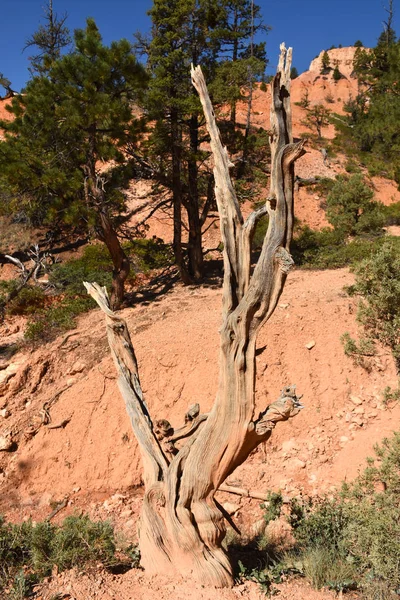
top-left (279, 303), bottom-right (289, 309)
top-left (339, 436), bottom-right (349, 444)
top-left (72, 486), bottom-right (81, 493)
top-left (250, 518), bottom-right (266, 537)
top-left (291, 458), bottom-right (306, 469)
top-left (0, 409), bottom-right (10, 418)
top-left (305, 340), bottom-right (315, 350)
top-left (354, 407), bottom-right (364, 415)
top-left (222, 502), bottom-right (240, 516)
top-left (0, 434), bottom-right (13, 451)
top-left (349, 395), bottom-right (363, 406)
top-left (281, 439), bottom-right (298, 454)
top-left (345, 412), bottom-right (352, 422)
top-left (120, 509), bottom-right (133, 519)
top-left (367, 410), bottom-right (378, 418)
top-left (69, 361), bottom-right (86, 376)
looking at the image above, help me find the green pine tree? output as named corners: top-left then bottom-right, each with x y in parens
top-left (351, 19), bottom-right (399, 172)
top-left (333, 65), bottom-right (341, 81)
top-left (136, 0), bottom-right (268, 282)
top-left (0, 19), bottom-right (148, 308)
top-left (321, 50), bottom-right (331, 73)
top-left (24, 0), bottom-right (71, 75)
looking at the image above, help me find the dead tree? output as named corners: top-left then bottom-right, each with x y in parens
top-left (85, 43), bottom-right (306, 588)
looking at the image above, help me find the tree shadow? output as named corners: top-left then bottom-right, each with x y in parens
top-left (228, 535), bottom-right (279, 578)
top-left (125, 258), bottom-right (224, 307)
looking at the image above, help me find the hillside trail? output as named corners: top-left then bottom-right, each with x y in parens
top-left (0, 47), bottom-right (399, 599)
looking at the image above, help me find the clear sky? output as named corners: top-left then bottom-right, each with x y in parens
top-left (1, 0), bottom-right (398, 92)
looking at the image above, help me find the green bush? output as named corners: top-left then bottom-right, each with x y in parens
top-left (0, 514), bottom-right (138, 598)
top-left (345, 242), bottom-right (400, 373)
top-left (260, 431), bottom-right (400, 594)
top-left (50, 244), bottom-right (114, 295)
top-left (383, 202), bottom-right (400, 226)
top-left (326, 174), bottom-right (385, 237)
top-left (22, 239), bottom-right (172, 343)
top-left (24, 296), bottom-right (93, 343)
top-left (6, 285), bottom-right (46, 316)
top-left (125, 238), bottom-right (173, 274)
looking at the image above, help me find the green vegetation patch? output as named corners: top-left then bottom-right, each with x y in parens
top-left (0, 514), bottom-right (139, 599)
top-left (252, 430), bottom-right (400, 596)
top-left (4, 238), bottom-right (173, 344)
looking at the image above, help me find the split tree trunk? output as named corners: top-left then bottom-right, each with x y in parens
top-left (85, 43), bottom-right (305, 588)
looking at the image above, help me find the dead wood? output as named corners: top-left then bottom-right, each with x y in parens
top-left (85, 43), bottom-right (306, 588)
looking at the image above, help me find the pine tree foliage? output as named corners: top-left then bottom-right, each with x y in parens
top-left (326, 174), bottom-right (384, 237)
top-left (321, 50), bottom-right (330, 73)
top-left (348, 243), bottom-right (400, 373)
top-left (350, 20), bottom-right (399, 172)
top-left (135, 0), bottom-right (269, 282)
top-left (0, 19), bottom-right (148, 307)
top-left (24, 0), bottom-right (71, 75)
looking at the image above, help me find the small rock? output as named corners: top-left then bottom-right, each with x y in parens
top-left (345, 412), bottom-right (352, 422)
top-left (281, 439), bottom-right (298, 454)
top-left (120, 509), bottom-right (133, 519)
top-left (222, 502), bottom-right (240, 516)
top-left (305, 340), bottom-right (316, 350)
top-left (0, 434), bottom-right (13, 451)
top-left (122, 518), bottom-right (136, 533)
top-left (72, 486), bottom-right (81, 493)
top-left (291, 458), bottom-right (306, 469)
top-left (111, 493), bottom-right (126, 503)
top-left (279, 303), bottom-right (289, 309)
top-left (0, 409), bottom-right (10, 418)
top-left (69, 361), bottom-right (86, 376)
top-left (354, 407), bottom-right (364, 415)
top-left (367, 410), bottom-right (378, 418)
top-left (66, 378), bottom-right (76, 386)
top-left (250, 519), bottom-right (266, 537)
top-left (340, 436), bottom-right (349, 444)
top-left (349, 395), bottom-right (363, 406)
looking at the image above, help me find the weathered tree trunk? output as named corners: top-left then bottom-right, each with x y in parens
top-left (84, 135), bottom-right (130, 310)
top-left (186, 114), bottom-right (204, 281)
top-left (98, 208), bottom-right (130, 310)
top-left (171, 107), bottom-right (191, 284)
top-left (85, 43), bottom-right (305, 588)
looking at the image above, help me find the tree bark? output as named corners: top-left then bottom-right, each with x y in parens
top-left (98, 208), bottom-right (130, 310)
top-left (85, 43), bottom-right (306, 588)
top-left (171, 107), bottom-right (191, 284)
top-left (186, 114), bottom-right (204, 280)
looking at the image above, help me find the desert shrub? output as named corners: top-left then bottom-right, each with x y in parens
top-left (260, 431), bottom-right (400, 594)
top-left (261, 491), bottom-right (283, 526)
top-left (383, 201), bottom-right (400, 226)
top-left (326, 174), bottom-right (385, 237)
top-left (332, 65), bottom-right (342, 82)
top-left (292, 228), bottom-right (400, 270)
top-left (0, 514), bottom-right (137, 598)
top-left (344, 158), bottom-right (361, 173)
top-left (298, 547), bottom-right (356, 592)
top-left (23, 239), bottom-right (172, 343)
top-left (6, 285), bottom-right (46, 316)
top-left (125, 238), bottom-right (173, 274)
top-left (50, 244), bottom-right (114, 295)
top-left (341, 332), bottom-right (376, 370)
top-left (344, 242), bottom-right (400, 373)
top-left (24, 296), bottom-right (93, 343)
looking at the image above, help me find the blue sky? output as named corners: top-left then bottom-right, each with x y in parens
top-left (1, 0), bottom-right (398, 92)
